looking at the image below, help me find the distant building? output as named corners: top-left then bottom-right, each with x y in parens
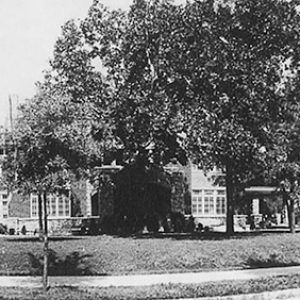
top-left (188, 165), bottom-right (226, 227)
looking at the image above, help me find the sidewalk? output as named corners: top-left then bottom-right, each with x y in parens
top-left (1, 265), bottom-right (300, 288)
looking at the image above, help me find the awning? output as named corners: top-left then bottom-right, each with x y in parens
top-left (244, 186), bottom-right (277, 195)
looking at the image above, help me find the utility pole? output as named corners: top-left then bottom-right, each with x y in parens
top-left (9, 95), bottom-right (18, 181)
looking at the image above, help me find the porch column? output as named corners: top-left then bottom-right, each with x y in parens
top-left (252, 198), bottom-right (260, 215)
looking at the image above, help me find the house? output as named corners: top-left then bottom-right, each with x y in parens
top-left (0, 162), bottom-right (125, 235)
top-left (187, 165), bottom-right (227, 227)
top-left (1, 179), bottom-right (97, 235)
top-left (0, 154), bottom-right (287, 234)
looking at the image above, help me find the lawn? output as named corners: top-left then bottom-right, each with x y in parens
top-left (1, 232), bottom-right (300, 275)
top-left (1, 274), bottom-right (300, 299)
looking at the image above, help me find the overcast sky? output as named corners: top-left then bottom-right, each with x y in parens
top-left (0, 0), bottom-right (161, 127)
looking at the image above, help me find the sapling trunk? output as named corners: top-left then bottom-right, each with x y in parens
top-left (38, 193), bottom-right (43, 239)
top-left (226, 166), bottom-right (234, 235)
top-left (283, 192), bottom-right (296, 234)
top-left (43, 192), bottom-right (49, 291)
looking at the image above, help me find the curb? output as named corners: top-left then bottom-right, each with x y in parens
top-left (170, 288), bottom-right (300, 300)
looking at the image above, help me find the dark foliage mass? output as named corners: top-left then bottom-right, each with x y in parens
top-left (4, 0), bottom-right (300, 235)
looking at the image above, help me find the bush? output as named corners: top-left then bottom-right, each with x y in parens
top-left (197, 223), bottom-right (203, 232)
top-left (146, 214), bottom-right (159, 232)
top-left (21, 225), bottom-right (27, 235)
top-left (0, 223), bottom-right (7, 235)
top-left (171, 212), bottom-right (185, 233)
top-left (247, 251), bottom-right (295, 268)
top-left (185, 216), bottom-right (195, 233)
top-left (100, 215), bottom-right (116, 234)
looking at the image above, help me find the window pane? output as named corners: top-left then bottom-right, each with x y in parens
top-left (204, 196), bottom-right (214, 214)
top-left (58, 196), bottom-right (64, 216)
top-left (197, 197), bottom-right (203, 214)
top-left (31, 195), bottom-right (38, 218)
top-left (50, 195), bottom-right (56, 217)
top-left (192, 197), bottom-right (198, 204)
top-left (65, 197), bottom-right (70, 216)
top-left (216, 197), bottom-right (226, 214)
top-left (204, 190), bottom-right (214, 195)
top-left (217, 190), bottom-right (226, 195)
top-left (192, 204), bottom-right (197, 215)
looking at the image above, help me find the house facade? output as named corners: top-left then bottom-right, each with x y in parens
top-left (1, 180), bottom-right (96, 235)
top-left (0, 159), bottom-right (284, 234)
top-left (188, 165), bottom-right (227, 227)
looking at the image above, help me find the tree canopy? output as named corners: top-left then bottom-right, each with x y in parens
top-left (6, 0), bottom-right (300, 235)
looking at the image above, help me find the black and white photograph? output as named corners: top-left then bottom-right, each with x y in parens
top-left (1, 0), bottom-right (300, 299)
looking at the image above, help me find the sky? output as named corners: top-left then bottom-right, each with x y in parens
top-left (0, 0), bottom-right (156, 127)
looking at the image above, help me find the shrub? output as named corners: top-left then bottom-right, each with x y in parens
top-left (247, 251), bottom-right (296, 268)
top-left (171, 212), bottom-right (185, 233)
top-left (185, 216), bottom-right (195, 233)
top-left (197, 223), bottom-right (203, 232)
top-left (145, 214), bottom-right (159, 232)
top-left (21, 225), bottom-right (27, 235)
top-left (0, 223), bottom-right (7, 234)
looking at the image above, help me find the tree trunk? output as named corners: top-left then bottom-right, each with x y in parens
top-left (290, 201), bottom-right (296, 233)
top-left (226, 166), bottom-right (234, 235)
top-left (288, 198), bottom-right (295, 234)
top-left (43, 192), bottom-right (49, 291)
top-left (283, 192), bottom-right (296, 233)
top-left (38, 193), bottom-right (43, 239)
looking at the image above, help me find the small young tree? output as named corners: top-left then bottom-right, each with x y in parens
top-left (3, 77), bottom-right (100, 290)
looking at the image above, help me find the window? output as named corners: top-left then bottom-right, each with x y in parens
top-left (204, 197), bottom-right (214, 214)
top-left (65, 197), bottom-right (70, 216)
top-left (191, 189), bottom-right (226, 216)
top-left (31, 195), bottom-right (39, 218)
top-left (57, 194), bottom-right (70, 217)
top-left (2, 200), bottom-right (8, 217)
top-left (204, 189), bottom-right (214, 195)
top-left (192, 190), bottom-right (203, 215)
top-left (31, 193), bottom-right (70, 218)
top-left (49, 195), bottom-right (56, 217)
top-left (58, 195), bottom-right (65, 216)
top-left (203, 190), bottom-right (214, 214)
top-left (216, 190), bottom-right (226, 215)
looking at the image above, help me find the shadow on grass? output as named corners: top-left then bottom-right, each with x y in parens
top-left (5, 236), bottom-right (83, 242)
top-left (121, 227), bottom-right (300, 241)
top-left (247, 252), bottom-right (300, 269)
top-left (27, 249), bottom-right (98, 275)
top-left (128, 230), bottom-right (296, 241)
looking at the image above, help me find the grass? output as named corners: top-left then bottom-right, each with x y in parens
top-left (1, 232), bottom-right (300, 275)
top-left (1, 274), bottom-right (300, 299)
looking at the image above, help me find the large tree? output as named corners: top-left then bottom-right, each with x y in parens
top-left (168, 0), bottom-right (300, 234)
top-left (48, 0), bottom-right (188, 226)
top-left (33, 0), bottom-right (300, 236)
top-left (51, 0), bottom-right (187, 167)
